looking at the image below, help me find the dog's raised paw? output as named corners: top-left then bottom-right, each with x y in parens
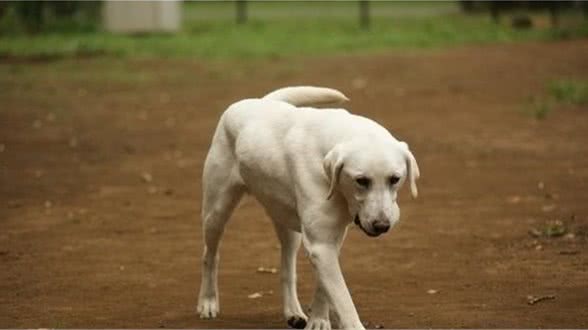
top-left (287, 316), bottom-right (307, 329)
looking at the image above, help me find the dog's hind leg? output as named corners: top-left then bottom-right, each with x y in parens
top-left (197, 143), bottom-right (245, 319)
top-left (273, 223), bottom-right (307, 329)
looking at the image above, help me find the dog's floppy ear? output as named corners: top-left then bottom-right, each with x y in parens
top-left (323, 144), bottom-right (345, 200)
top-left (399, 141), bottom-right (420, 198)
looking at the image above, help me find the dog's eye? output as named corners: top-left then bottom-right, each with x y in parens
top-left (389, 176), bottom-right (400, 185)
top-left (355, 177), bottom-right (371, 188)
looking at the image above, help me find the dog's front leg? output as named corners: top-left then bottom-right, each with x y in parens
top-left (306, 284), bottom-right (331, 330)
top-left (303, 240), bottom-right (364, 330)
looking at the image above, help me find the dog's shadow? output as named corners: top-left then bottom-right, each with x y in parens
top-left (165, 310), bottom-right (285, 329)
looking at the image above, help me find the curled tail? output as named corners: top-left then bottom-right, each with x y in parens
top-left (262, 86), bottom-right (349, 107)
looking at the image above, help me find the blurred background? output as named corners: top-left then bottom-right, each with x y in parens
top-left (1, 1), bottom-right (588, 329)
top-left (1, 1), bottom-right (587, 58)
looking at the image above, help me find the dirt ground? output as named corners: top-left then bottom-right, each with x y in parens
top-left (1, 40), bottom-right (588, 329)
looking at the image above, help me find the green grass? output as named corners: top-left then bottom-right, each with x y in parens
top-left (549, 79), bottom-right (588, 105)
top-left (524, 79), bottom-right (588, 120)
top-left (1, 2), bottom-right (587, 60)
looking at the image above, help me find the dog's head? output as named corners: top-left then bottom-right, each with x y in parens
top-left (323, 139), bottom-right (419, 237)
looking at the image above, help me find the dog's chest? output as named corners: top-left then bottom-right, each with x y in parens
top-left (237, 159), bottom-right (302, 231)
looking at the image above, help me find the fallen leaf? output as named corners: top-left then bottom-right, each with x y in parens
top-left (528, 228), bottom-right (542, 238)
top-left (544, 220), bottom-right (566, 238)
top-left (527, 294), bottom-right (555, 305)
top-left (506, 195), bottom-right (521, 204)
top-left (257, 267), bottom-right (278, 274)
top-left (248, 292), bottom-right (263, 299)
top-left (247, 290), bottom-right (273, 299)
top-left (559, 250), bottom-right (579, 255)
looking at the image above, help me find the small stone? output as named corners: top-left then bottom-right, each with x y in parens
top-left (33, 120), bottom-right (42, 129)
top-left (541, 204), bottom-right (556, 212)
top-left (176, 159), bottom-right (187, 168)
top-left (46, 112), bottom-right (56, 122)
top-left (159, 93), bottom-right (170, 104)
top-left (0, 143), bottom-right (5, 152)
top-left (535, 244), bottom-right (543, 251)
top-left (141, 172), bottom-right (153, 183)
top-left (427, 289), bottom-right (438, 295)
top-left (165, 117), bottom-right (176, 128)
top-left (68, 137), bottom-right (78, 148)
top-left (119, 265), bottom-right (125, 271)
top-left (44, 200), bottom-right (52, 208)
top-left (7, 201), bottom-right (22, 208)
top-left (537, 181), bottom-right (545, 190)
top-left (124, 145), bottom-right (135, 154)
top-left (147, 186), bottom-right (158, 194)
top-left (34, 170), bottom-right (44, 178)
top-left (352, 77), bottom-right (367, 90)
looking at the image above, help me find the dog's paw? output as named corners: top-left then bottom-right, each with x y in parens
top-left (287, 315), bottom-right (308, 329)
top-left (197, 296), bottom-right (219, 319)
top-left (305, 318), bottom-right (331, 330)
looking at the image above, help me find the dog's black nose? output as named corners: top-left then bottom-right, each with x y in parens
top-left (372, 220), bottom-right (390, 234)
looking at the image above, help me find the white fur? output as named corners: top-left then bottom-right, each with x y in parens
top-left (197, 86), bottom-right (419, 329)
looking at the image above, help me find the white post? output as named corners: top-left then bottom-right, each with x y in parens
top-left (103, 0), bottom-right (181, 33)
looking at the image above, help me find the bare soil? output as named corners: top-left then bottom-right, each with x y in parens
top-left (1, 40), bottom-right (588, 328)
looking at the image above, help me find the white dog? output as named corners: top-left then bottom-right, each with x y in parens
top-left (197, 86), bottom-right (419, 330)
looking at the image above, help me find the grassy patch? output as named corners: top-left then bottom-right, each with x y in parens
top-left (1, 2), bottom-right (587, 60)
top-left (549, 79), bottom-right (588, 105)
top-left (532, 98), bottom-right (553, 120)
top-left (524, 79), bottom-right (588, 119)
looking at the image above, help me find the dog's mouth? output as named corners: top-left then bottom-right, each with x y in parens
top-left (354, 215), bottom-right (381, 237)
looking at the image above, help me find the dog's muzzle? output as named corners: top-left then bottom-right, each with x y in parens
top-left (354, 215), bottom-right (388, 237)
